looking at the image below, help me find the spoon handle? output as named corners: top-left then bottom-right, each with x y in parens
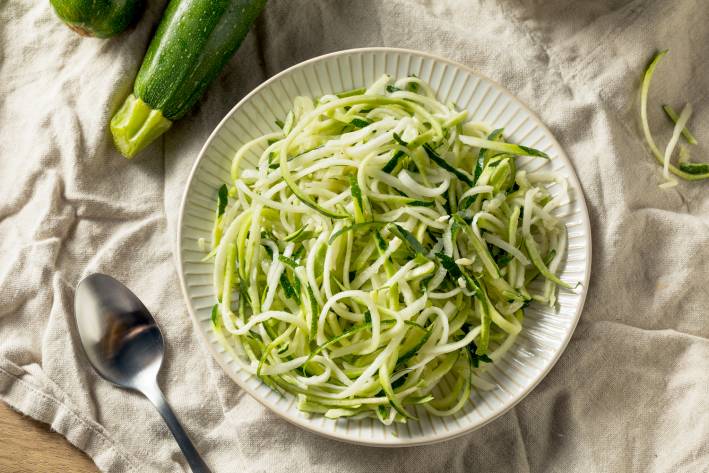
top-left (142, 382), bottom-right (213, 473)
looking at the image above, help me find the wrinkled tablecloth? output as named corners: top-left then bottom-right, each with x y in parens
top-left (1, 0), bottom-right (708, 471)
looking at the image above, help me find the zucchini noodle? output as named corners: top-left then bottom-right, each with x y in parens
top-left (639, 50), bottom-right (708, 183)
top-left (206, 75), bottom-right (573, 423)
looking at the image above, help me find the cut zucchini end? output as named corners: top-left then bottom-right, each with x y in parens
top-left (110, 94), bottom-right (172, 159)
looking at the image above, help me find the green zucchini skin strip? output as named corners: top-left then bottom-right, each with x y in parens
top-left (475, 128), bottom-right (504, 181)
top-left (380, 357), bottom-right (417, 420)
top-left (475, 281), bottom-right (491, 354)
top-left (336, 87), bottom-right (366, 98)
top-left (329, 221), bottom-right (388, 244)
top-left (382, 150), bottom-right (406, 173)
top-left (281, 147), bottom-right (350, 218)
top-left (350, 175), bottom-right (367, 223)
top-left (397, 324), bottom-right (432, 364)
top-left (423, 144), bottom-right (475, 187)
top-left (452, 214), bottom-right (500, 278)
top-left (460, 135), bottom-right (549, 159)
top-left (312, 320), bottom-right (395, 355)
top-left (389, 224), bottom-right (426, 257)
top-left (679, 162), bottom-right (709, 175)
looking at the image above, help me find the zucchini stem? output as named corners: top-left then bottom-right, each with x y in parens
top-left (110, 94), bottom-right (172, 158)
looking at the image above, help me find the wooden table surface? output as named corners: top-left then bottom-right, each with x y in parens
top-left (0, 402), bottom-right (99, 473)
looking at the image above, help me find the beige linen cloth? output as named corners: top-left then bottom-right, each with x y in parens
top-left (1, 0), bottom-right (708, 471)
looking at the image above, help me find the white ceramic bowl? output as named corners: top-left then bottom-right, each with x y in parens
top-left (176, 48), bottom-right (592, 446)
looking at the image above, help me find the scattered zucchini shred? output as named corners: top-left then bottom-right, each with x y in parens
top-left (639, 50), bottom-right (708, 185)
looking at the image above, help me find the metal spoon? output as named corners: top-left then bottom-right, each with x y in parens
top-left (74, 273), bottom-right (212, 473)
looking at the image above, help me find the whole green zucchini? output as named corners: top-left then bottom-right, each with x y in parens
top-left (110, 0), bottom-right (267, 158)
top-left (49, 0), bottom-right (145, 38)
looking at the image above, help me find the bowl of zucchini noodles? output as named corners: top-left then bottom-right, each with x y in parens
top-left (177, 48), bottom-right (591, 446)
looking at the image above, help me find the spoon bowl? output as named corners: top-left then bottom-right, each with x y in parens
top-left (75, 274), bottom-right (164, 389)
top-left (74, 273), bottom-right (212, 473)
